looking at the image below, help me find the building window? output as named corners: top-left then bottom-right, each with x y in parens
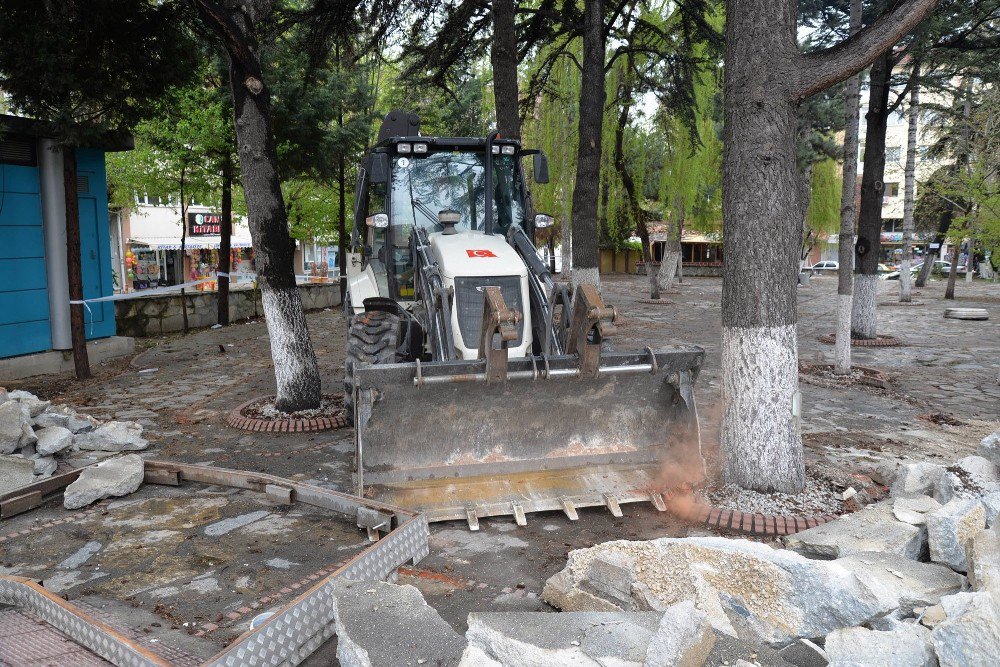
top-left (884, 182), bottom-right (900, 198)
top-left (886, 147), bottom-right (902, 163)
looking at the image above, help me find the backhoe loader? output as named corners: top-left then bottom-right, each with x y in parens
top-left (343, 110), bottom-right (705, 528)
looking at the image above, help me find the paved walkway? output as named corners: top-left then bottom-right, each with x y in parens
top-left (3, 274), bottom-right (998, 663)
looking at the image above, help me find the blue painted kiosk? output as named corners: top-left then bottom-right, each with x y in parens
top-left (0, 115), bottom-right (131, 367)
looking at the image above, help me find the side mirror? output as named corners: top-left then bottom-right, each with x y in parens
top-left (369, 153), bottom-right (390, 184)
top-left (366, 213), bottom-right (389, 228)
top-left (534, 213), bottom-right (554, 228)
top-left (533, 152), bottom-right (550, 183)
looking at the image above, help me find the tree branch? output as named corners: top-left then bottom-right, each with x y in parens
top-left (795, 0), bottom-right (940, 101)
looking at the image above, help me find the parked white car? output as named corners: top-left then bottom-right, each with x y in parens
top-left (808, 261), bottom-right (839, 273)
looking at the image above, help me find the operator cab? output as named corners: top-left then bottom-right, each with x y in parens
top-left (355, 136), bottom-right (536, 301)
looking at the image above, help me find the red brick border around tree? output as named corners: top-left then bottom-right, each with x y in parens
top-left (226, 395), bottom-right (350, 433)
top-left (817, 333), bottom-right (902, 347)
top-left (663, 481), bottom-right (887, 538)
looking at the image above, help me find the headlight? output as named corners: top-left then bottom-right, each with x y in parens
top-left (501, 145), bottom-right (515, 155)
top-left (413, 143), bottom-right (428, 154)
top-left (397, 143), bottom-right (412, 154)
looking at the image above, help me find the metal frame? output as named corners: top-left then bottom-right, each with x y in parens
top-left (0, 460), bottom-right (429, 667)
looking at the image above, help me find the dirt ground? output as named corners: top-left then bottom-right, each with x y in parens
top-left (2, 273), bottom-right (998, 664)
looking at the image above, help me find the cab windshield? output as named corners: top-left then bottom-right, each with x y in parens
top-left (388, 150), bottom-right (525, 299)
top-left (389, 151), bottom-right (524, 235)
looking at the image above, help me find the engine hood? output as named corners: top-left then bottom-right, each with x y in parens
top-left (429, 230), bottom-right (526, 279)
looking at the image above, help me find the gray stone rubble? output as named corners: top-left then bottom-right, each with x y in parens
top-left (0, 388), bottom-right (149, 490)
top-left (926, 498), bottom-right (985, 572)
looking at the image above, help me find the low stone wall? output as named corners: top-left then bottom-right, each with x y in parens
top-left (115, 283), bottom-right (341, 337)
top-left (635, 262), bottom-right (723, 278)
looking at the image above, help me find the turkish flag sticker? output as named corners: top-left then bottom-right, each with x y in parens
top-left (466, 249), bottom-right (498, 258)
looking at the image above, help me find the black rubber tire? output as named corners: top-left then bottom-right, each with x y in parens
top-left (343, 310), bottom-right (401, 420)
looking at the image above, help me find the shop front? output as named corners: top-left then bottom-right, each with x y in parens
top-left (118, 205), bottom-right (255, 292)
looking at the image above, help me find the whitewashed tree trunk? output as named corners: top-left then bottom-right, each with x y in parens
top-left (193, 0), bottom-right (322, 411)
top-left (657, 251), bottom-right (680, 290)
top-left (851, 274), bottom-right (878, 338)
top-left (572, 266), bottom-right (600, 291)
top-left (835, 0), bottom-right (862, 374)
top-left (965, 242), bottom-right (974, 282)
top-left (721, 325), bottom-right (804, 493)
top-left (900, 83), bottom-right (919, 303)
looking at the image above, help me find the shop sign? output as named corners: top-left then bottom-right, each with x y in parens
top-left (188, 212), bottom-right (222, 235)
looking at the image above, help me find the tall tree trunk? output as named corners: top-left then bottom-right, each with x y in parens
top-left (657, 194), bottom-right (682, 291)
top-left (916, 206), bottom-right (952, 286)
top-left (834, 0), bottom-right (862, 375)
top-left (612, 57), bottom-right (658, 299)
top-left (490, 0), bottom-right (520, 139)
top-left (560, 103), bottom-right (573, 276)
top-left (217, 152), bottom-right (233, 326)
top-left (720, 0), bottom-right (805, 494)
top-left (852, 50), bottom-right (893, 340)
top-left (945, 242), bottom-right (960, 299)
top-left (193, 0), bottom-right (322, 411)
top-left (798, 162), bottom-right (814, 271)
top-left (900, 82), bottom-right (919, 303)
top-left (718, 0), bottom-right (936, 493)
top-left (62, 145), bottom-right (91, 380)
top-left (179, 171), bottom-right (190, 334)
top-left (570, 0), bottom-right (605, 290)
top-left (338, 155), bottom-right (347, 300)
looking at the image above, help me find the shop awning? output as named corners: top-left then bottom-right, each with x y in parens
top-left (129, 235), bottom-right (253, 250)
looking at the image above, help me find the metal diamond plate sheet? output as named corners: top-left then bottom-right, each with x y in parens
top-left (0, 462), bottom-right (430, 667)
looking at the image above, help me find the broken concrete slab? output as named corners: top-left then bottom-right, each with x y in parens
top-left (967, 528), bottom-right (1000, 592)
top-left (32, 454), bottom-right (56, 477)
top-left (8, 390), bottom-right (51, 417)
top-left (35, 425), bottom-right (74, 456)
top-left (893, 495), bottom-right (943, 525)
top-left (891, 462), bottom-right (947, 498)
top-left (825, 624), bottom-right (935, 667)
top-left (63, 454), bottom-right (145, 510)
top-left (981, 492), bottom-right (1000, 528)
top-left (935, 456), bottom-right (1000, 504)
top-left (543, 536), bottom-right (895, 647)
top-left (329, 579), bottom-right (466, 667)
top-left (978, 430), bottom-right (1000, 468)
top-left (645, 600), bottom-right (716, 667)
top-left (34, 404), bottom-right (74, 429)
top-left (930, 592), bottom-right (1000, 667)
top-left (0, 453), bottom-right (35, 494)
top-left (784, 500), bottom-right (925, 560)
top-left (0, 400), bottom-right (30, 454)
top-left (926, 497), bottom-right (986, 572)
top-left (461, 611), bottom-right (663, 667)
top-left (73, 421), bottom-right (148, 452)
top-left (837, 551), bottom-right (965, 615)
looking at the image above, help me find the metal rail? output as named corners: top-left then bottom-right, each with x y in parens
top-left (0, 460), bottom-right (430, 667)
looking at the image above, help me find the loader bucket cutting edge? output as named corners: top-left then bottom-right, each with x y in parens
top-left (353, 346), bottom-right (704, 524)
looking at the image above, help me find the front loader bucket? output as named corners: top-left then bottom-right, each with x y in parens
top-left (352, 346), bottom-right (705, 527)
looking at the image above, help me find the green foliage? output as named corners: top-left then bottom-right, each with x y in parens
top-left (0, 0), bottom-right (198, 144)
top-left (380, 59), bottom-right (488, 137)
top-left (657, 63), bottom-right (724, 234)
top-left (106, 68), bottom-right (232, 216)
top-left (805, 158), bottom-right (841, 236)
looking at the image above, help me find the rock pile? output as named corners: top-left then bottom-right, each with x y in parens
top-left (0, 389), bottom-right (148, 495)
top-left (534, 430), bottom-right (1000, 665)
